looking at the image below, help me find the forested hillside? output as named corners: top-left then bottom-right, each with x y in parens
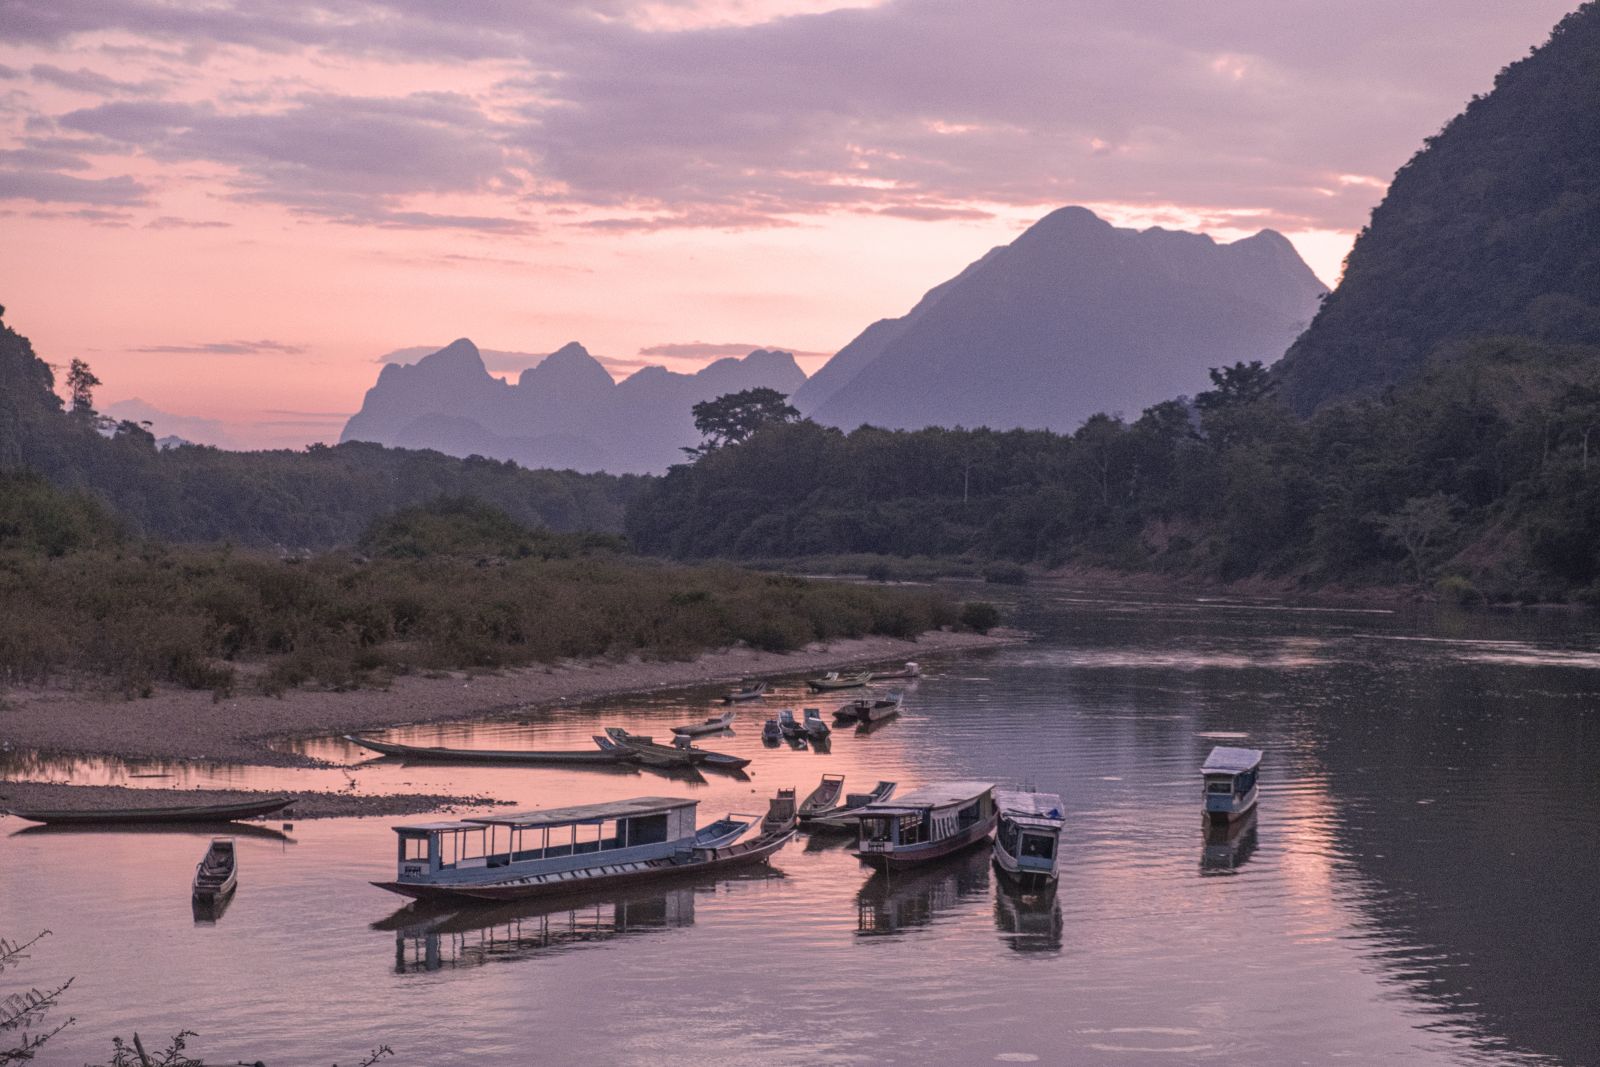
top-left (0, 307), bottom-right (643, 546)
top-left (1276, 3), bottom-right (1600, 411)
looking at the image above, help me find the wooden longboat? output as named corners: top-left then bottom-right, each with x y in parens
top-left (670, 710), bottom-right (736, 737)
top-left (803, 781), bottom-right (897, 830)
top-left (192, 837), bottom-right (238, 901)
top-left (806, 671), bottom-right (871, 692)
top-left (723, 681), bottom-right (769, 703)
top-left (347, 734), bottom-right (633, 765)
top-left (868, 661), bottom-right (921, 681)
top-left (832, 691), bottom-right (904, 725)
top-left (798, 774), bottom-right (846, 818)
top-left (852, 781), bottom-right (996, 869)
top-left (601, 727), bottom-right (749, 770)
top-left (4, 796), bottom-right (293, 826)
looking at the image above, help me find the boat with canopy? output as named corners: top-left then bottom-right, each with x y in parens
top-left (852, 781), bottom-right (996, 868)
top-left (1201, 746), bottom-right (1263, 825)
top-left (992, 790), bottom-right (1065, 890)
top-left (803, 781), bottom-right (898, 831)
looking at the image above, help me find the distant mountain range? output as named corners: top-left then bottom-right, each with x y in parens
top-left (795, 206), bottom-right (1327, 432)
top-left (341, 341), bottom-right (804, 474)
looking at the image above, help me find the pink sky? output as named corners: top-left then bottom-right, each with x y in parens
top-left (0, 0), bottom-right (1579, 448)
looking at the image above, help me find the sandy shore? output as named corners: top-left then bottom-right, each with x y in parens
top-left (0, 781), bottom-right (509, 820)
top-left (0, 629), bottom-right (1022, 766)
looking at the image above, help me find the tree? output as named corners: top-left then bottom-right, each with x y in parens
top-left (1369, 492), bottom-right (1461, 581)
top-left (1194, 361), bottom-right (1276, 414)
top-left (66, 358), bottom-right (100, 416)
top-left (685, 388), bottom-right (799, 457)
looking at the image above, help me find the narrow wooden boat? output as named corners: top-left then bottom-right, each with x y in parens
top-left (348, 734), bottom-right (634, 765)
top-left (722, 680), bottom-right (768, 703)
top-left (1202, 746), bottom-right (1263, 825)
top-left (806, 671), bottom-right (871, 692)
top-left (760, 718), bottom-right (782, 745)
top-left (832, 691), bottom-right (904, 724)
top-left (801, 707), bottom-right (831, 741)
top-left (798, 774), bottom-right (846, 818)
top-left (373, 794), bottom-right (797, 903)
top-left (868, 661), bottom-right (921, 681)
top-left (778, 708), bottom-right (805, 740)
top-left (993, 790), bottom-right (1065, 890)
top-left (692, 816), bottom-right (754, 849)
top-left (600, 727), bottom-right (748, 770)
top-left (192, 837), bottom-right (238, 901)
top-left (762, 789), bottom-right (798, 835)
top-left (853, 781), bottom-right (997, 868)
top-left (4, 796), bottom-right (293, 826)
top-left (670, 710), bottom-right (735, 737)
top-left (803, 781), bottom-right (897, 830)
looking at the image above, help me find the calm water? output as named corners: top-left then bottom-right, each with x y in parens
top-left (3, 584), bottom-right (1599, 1066)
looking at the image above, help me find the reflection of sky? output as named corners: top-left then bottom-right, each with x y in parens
top-left (3, 587), bottom-right (1593, 1064)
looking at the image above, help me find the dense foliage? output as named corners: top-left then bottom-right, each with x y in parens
top-left (1276, 3), bottom-right (1600, 411)
top-left (629, 345), bottom-right (1600, 601)
top-left (0, 307), bottom-right (644, 547)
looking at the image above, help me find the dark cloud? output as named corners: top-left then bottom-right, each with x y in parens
top-left (0, 168), bottom-right (149, 205)
top-left (0, 146), bottom-right (91, 171)
top-left (29, 63), bottom-right (164, 96)
top-left (130, 339), bottom-right (308, 355)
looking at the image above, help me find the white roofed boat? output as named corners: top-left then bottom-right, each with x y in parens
top-left (992, 790), bottom-right (1065, 890)
top-left (852, 781), bottom-right (996, 868)
top-left (1201, 746), bottom-right (1263, 825)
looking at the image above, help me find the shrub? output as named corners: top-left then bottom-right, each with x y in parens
top-left (960, 601), bottom-right (1002, 634)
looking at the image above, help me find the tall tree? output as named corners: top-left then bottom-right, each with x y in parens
top-left (66, 358), bottom-right (100, 416)
top-left (685, 388), bottom-right (800, 456)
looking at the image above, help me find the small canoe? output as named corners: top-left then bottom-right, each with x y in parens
top-left (832, 691), bottom-right (904, 724)
top-left (601, 727), bottom-right (747, 769)
top-left (799, 774), bottom-right (846, 818)
top-left (869, 661), bottom-right (921, 681)
top-left (801, 708), bottom-right (831, 740)
top-left (778, 709), bottom-right (805, 739)
top-left (192, 837), bottom-right (238, 901)
top-left (804, 781), bottom-right (898, 831)
top-left (671, 710), bottom-right (735, 737)
top-left (806, 671), bottom-right (872, 692)
top-left (761, 719), bottom-right (782, 744)
top-left (723, 681), bottom-right (768, 703)
top-left (693, 816), bottom-right (754, 849)
top-left (763, 789), bottom-right (798, 835)
top-left (348, 734), bottom-right (634, 765)
top-left (4, 796), bottom-right (294, 826)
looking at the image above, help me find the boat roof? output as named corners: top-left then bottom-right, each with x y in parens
top-left (994, 790), bottom-right (1065, 823)
top-left (1201, 747), bottom-right (1264, 775)
top-left (394, 796), bottom-right (695, 833)
top-left (863, 780), bottom-right (993, 813)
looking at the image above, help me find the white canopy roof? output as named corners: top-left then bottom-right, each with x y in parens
top-left (995, 790), bottom-right (1065, 822)
top-left (395, 796), bottom-right (694, 833)
top-left (863, 781), bottom-right (993, 813)
top-left (1201, 747), bottom-right (1264, 775)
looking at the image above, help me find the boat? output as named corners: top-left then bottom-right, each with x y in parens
top-left (373, 794), bottom-right (798, 903)
top-left (697, 749), bottom-right (753, 772)
top-left (3, 796), bottom-right (294, 826)
top-left (852, 781), bottom-right (997, 869)
top-left (692, 815), bottom-right (754, 850)
top-left (806, 671), bottom-right (871, 692)
top-left (804, 781), bottom-right (896, 831)
top-left (832, 691), bottom-right (904, 725)
top-left (801, 708), bottom-right (831, 741)
top-left (762, 789), bottom-right (798, 835)
top-left (347, 734), bottom-right (635, 765)
top-left (722, 680), bottom-right (768, 703)
top-left (777, 708), bottom-right (805, 740)
top-left (1201, 746), bottom-right (1263, 825)
top-left (798, 774), bottom-right (846, 819)
top-left (992, 790), bottom-right (1065, 890)
top-left (869, 661), bottom-right (921, 681)
top-left (598, 727), bottom-right (749, 770)
top-left (192, 837), bottom-right (238, 901)
top-left (670, 710), bottom-right (735, 737)
top-left (760, 719), bottom-right (782, 745)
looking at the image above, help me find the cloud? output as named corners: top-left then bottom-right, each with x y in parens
top-left (0, 168), bottom-right (149, 205)
top-left (130, 339), bottom-right (308, 355)
top-left (102, 397), bottom-right (238, 448)
top-left (640, 341), bottom-right (829, 362)
top-left (145, 215), bottom-right (231, 229)
top-left (28, 206), bottom-right (133, 225)
top-left (29, 63), bottom-right (164, 96)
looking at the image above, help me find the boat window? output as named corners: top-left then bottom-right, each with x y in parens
top-left (402, 836), bottom-right (430, 863)
top-left (860, 816), bottom-right (894, 842)
top-left (998, 819), bottom-right (1019, 854)
top-left (626, 814), bottom-right (669, 846)
top-left (1206, 780), bottom-right (1235, 795)
top-left (574, 821), bottom-right (607, 854)
top-left (955, 801), bottom-right (981, 829)
top-left (1021, 834), bottom-right (1055, 860)
top-left (899, 813), bottom-right (926, 846)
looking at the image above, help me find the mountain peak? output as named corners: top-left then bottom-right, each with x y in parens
top-left (517, 341), bottom-right (613, 392)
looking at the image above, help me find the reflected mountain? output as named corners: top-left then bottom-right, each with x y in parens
top-left (993, 882), bottom-right (1063, 954)
top-left (856, 843), bottom-right (991, 937)
top-left (1200, 810), bottom-right (1259, 876)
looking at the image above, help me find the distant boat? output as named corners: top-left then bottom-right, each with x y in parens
top-left (373, 794), bottom-right (797, 903)
top-left (192, 837), bottom-right (238, 902)
top-left (348, 734), bottom-right (632, 765)
top-left (806, 671), bottom-right (871, 692)
top-left (852, 781), bottom-right (997, 868)
top-left (4, 796), bottom-right (294, 826)
top-left (992, 790), bottom-right (1065, 890)
top-left (832, 691), bottom-right (903, 725)
top-left (798, 774), bottom-right (846, 819)
top-left (803, 781), bottom-right (898, 831)
top-left (723, 681), bottom-right (768, 703)
top-left (670, 710), bottom-right (736, 737)
top-left (778, 709), bottom-right (805, 740)
top-left (761, 719), bottom-right (782, 745)
top-left (801, 708), bottom-right (831, 741)
top-left (600, 727), bottom-right (750, 770)
top-left (869, 662), bottom-right (921, 681)
top-left (1201, 746), bottom-right (1263, 825)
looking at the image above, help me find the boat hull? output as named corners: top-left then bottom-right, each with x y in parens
top-left (6, 797), bottom-right (293, 826)
top-left (1204, 786), bottom-right (1259, 825)
top-left (348, 735), bottom-right (629, 765)
top-left (853, 814), bottom-right (997, 869)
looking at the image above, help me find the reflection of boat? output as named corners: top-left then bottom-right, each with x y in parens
top-left (723, 681), bottom-right (768, 703)
top-left (993, 884), bottom-right (1063, 953)
top-left (798, 774), bottom-right (846, 819)
top-left (374, 793), bottom-right (797, 902)
top-left (671, 710), bottom-right (736, 737)
top-left (801, 708), bottom-right (831, 741)
top-left (856, 843), bottom-right (991, 937)
top-left (807, 671), bottom-right (871, 692)
top-left (992, 790), bottom-right (1065, 890)
top-left (347, 734), bottom-right (632, 765)
top-left (192, 837), bottom-right (238, 902)
top-left (853, 782), bottom-right (996, 868)
top-left (11, 820), bottom-right (296, 843)
top-left (803, 781), bottom-right (897, 831)
top-left (191, 891), bottom-right (236, 925)
top-left (1202, 746), bottom-right (1263, 825)
top-left (832, 691), bottom-right (903, 725)
top-left (868, 661), bottom-right (920, 681)
top-left (3, 796), bottom-right (293, 826)
top-left (1201, 809), bottom-right (1259, 874)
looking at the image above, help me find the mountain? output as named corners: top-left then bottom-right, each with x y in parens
top-left (340, 340), bottom-right (804, 474)
top-left (1276, 4), bottom-right (1600, 412)
top-left (797, 206), bottom-right (1326, 433)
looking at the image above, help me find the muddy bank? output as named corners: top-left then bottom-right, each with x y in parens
top-left (0, 629), bottom-right (1022, 766)
top-left (0, 781), bottom-right (509, 821)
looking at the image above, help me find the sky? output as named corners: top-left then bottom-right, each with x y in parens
top-left (0, 0), bottom-right (1581, 449)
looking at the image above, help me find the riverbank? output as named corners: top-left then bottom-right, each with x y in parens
top-left (0, 629), bottom-right (1022, 766)
top-left (0, 781), bottom-right (510, 820)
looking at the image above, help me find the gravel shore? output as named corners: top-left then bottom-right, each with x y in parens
top-left (0, 781), bottom-right (509, 820)
top-left (0, 629), bottom-right (1021, 766)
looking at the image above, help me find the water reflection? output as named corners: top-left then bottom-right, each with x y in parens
top-left (855, 844), bottom-right (991, 937)
top-left (992, 883), bottom-right (1063, 954)
top-left (191, 891), bottom-right (235, 925)
top-left (9, 820), bottom-right (297, 844)
top-left (1200, 811), bottom-right (1259, 875)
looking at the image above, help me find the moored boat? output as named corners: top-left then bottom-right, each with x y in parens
top-left (852, 781), bottom-right (996, 868)
top-left (801, 708), bottom-right (831, 740)
top-left (992, 790), bottom-right (1065, 890)
top-left (761, 718), bottom-right (782, 745)
top-left (1201, 746), bottom-right (1263, 825)
top-left (723, 680), bottom-right (768, 703)
top-left (348, 734), bottom-right (634, 765)
top-left (4, 796), bottom-right (294, 826)
top-left (806, 671), bottom-right (871, 692)
top-left (778, 708), bottom-right (805, 740)
top-left (192, 837), bottom-right (238, 901)
top-left (804, 781), bottom-right (897, 831)
top-left (670, 710), bottom-right (736, 737)
top-left (373, 794), bottom-right (796, 902)
top-left (832, 691), bottom-right (903, 725)
top-left (798, 774), bottom-right (846, 819)
top-left (869, 661), bottom-right (921, 681)
top-left (598, 727), bottom-right (749, 770)
top-left (762, 788), bottom-right (798, 835)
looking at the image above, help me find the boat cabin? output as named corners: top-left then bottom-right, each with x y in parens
top-left (1201, 747), bottom-right (1263, 824)
top-left (993, 790), bottom-right (1065, 887)
top-left (392, 797), bottom-right (698, 888)
top-left (856, 781), bottom-right (996, 864)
